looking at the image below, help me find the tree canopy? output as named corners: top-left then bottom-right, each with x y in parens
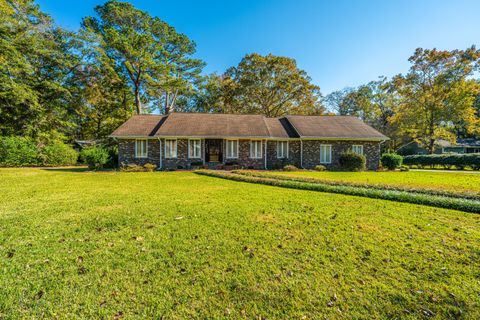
top-left (81, 0), bottom-right (204, 115)
top-left (209, 54), bottom-right (325, 117)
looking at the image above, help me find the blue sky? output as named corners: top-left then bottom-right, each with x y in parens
top-left (37, 0), bottom-right (480, 94)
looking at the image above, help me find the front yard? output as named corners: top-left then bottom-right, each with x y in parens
top-left (1, 168), bottom-right (479, 318)
top-left (263, 170), bottom-right (480, 196)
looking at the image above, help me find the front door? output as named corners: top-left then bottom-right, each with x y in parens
top-left (205, 139), bottom-right (223, 162)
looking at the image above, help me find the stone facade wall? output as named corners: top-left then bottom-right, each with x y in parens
top-left (224, 139), bottom-right (265, 169)
top-left (302, 140), bottom-right (381, 170)
top-left (162, 138), bottom-right (205, 170)
top-left (118, 138), bottom-right (381, 170)
top-left (266, 140), bottom-right (301, 169)
top-left (118, 139), bottom-right (160, 167)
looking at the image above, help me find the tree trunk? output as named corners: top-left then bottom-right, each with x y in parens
top-left (164, 92), bottom-right (170, 114)
top-left (134, 86), bottom-right (141, 114)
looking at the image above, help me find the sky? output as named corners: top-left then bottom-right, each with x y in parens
top-left (37, 0), bottom-right (480, 94)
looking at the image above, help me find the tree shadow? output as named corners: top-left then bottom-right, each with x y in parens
top-left (41, 167), bottom-right (90, 173)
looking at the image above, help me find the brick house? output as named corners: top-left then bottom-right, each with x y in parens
top-left (110, 112), bottom-right (389, 170)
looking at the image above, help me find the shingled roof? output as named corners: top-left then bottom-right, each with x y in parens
top-left (110, 112), bottom-right (388, 140)
top-left (286, 115), bottom-right (387, 140)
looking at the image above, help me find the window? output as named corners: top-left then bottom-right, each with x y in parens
top-left (352, 145), bottom-right (363, 155)
top-left (250, 140), bottom-right (262, 159)
top-left (135, 139), bottom-right (148, 158)
top-left (226, 140), bottom-right (238, 158)
top-left (165, 139), bottom-right (177, 158)
top-left (277, 141), bottom-right (288, 159)
top-left (320, 144), bottom-right (332, 164)
top-left (189, 139), bottom-right (201, 158)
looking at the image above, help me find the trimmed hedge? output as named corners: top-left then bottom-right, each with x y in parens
top-left (403, 154), bottom-right (480, 170)
top-left (232, 170), bottom-right (479, 200)
top-left (339, 152), bottom-right (366, 171)
top-left (196, 170), bottom-right (480, 213)
top-left (381, 153), bottom-right (403, 170)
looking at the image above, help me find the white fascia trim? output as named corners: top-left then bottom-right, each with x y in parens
top-left (300, 137), bottom-right (389, 141)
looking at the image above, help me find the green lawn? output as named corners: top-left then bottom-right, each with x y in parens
top-left (1, 168), bottom-right (480, 319)
top-left (264, 170), bottom-right (480, 196)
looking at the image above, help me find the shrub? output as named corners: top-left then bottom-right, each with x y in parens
top-left (195, 170), bottom-right (480, 213)
top-left (314, 165), bottom-right (326, 171)
top-left (0, 136), bottom-right (39, 166)
top-left (143, 163), bottom-right (157, 172)
top-left (41, 142), bottom-right (78, 166)
top-left (105, 145), bottom-right (118, 168)
top-left (381, 153), bottom-right (403, 170)
top-left (339, 152), bottom-right (366, 171)
top-left (283, 165), bottom-right (298, 171)
top-left (121, 164), bottom-right (144, 172)
top-left (80, 146), bottom-right (109, 170)
top-left (403, 154), bottom-right (480, 170)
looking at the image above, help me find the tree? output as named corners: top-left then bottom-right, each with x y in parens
top-left (391, 47), bottom-right (480, 153)
top-left (216, 53), bottom-right (324, 117)
top-left (81, 0), bottom-right (204, 115)
top-left (0, 0), bottom-right (82, 139)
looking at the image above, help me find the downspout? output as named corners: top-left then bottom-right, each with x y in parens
top-left (264, 140), bottom-right (267, 169)
top-left (300, 139), bottom-right (303, 169)
top-left (202, 139), bottom-right (205, 165)
top-left (159, 138), bottom-right (162, 170)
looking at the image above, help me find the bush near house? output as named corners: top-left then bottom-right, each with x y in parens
top-left (80, 146), bottom-right (109, 170)
top-left (381, 153), bottom-right (403, 170)
top-left (314, 165), bottom-right (327, 171)
top-left (339, 152), bottom-right (366, 171)
top-left (283, 164), bottom-right (299, 171)
top-left (404, 154), bottom-right (480, 170)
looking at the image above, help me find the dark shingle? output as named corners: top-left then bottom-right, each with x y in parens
top-left (286, 115), bottom-right (388, 140)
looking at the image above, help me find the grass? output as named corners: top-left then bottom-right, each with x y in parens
top-left (198, 170), bottom-right (480, 213)
top-left (262, 170), bottom-right (480, 197)
top-left (1, 168), bottom-right (480, 318)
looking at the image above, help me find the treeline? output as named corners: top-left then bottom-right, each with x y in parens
top-left (324, 49), bottom-right (480, 152)
top-left (1, 0), bottom-right (479, 154)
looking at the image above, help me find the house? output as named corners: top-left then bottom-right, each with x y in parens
top-left (110, 112), bottom-right (389, 170)
top-left (438, 138), bottom-right (480, 154)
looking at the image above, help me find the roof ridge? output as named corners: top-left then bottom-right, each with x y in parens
top-left (262, 116), bottom-right (273, 137)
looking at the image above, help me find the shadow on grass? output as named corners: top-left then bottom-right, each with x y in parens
top-left (41, 167), bottom-right (90, 173)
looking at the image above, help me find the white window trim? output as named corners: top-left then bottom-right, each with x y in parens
top-left (188, 139), bottom-right (202, 159)
top-left (352, 144), bottom-right (364, 155)
top-left (225, 139), bottom-right (239, 159)
top-left (320, 144), bottom-right (332, 164)
top-left (135, 139), bottom-right (148, 158)
top-left (276, 140), bottom-right (289, 159)
top-left (250, 140), bottom-right (263, 159)
top-left (164, 139), bottom-right (178, 159)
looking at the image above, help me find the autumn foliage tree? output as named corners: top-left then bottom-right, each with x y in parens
top-left (391, 47), bottom-right (480, 153)
top-left (213, 54), bottom-right (324, 117)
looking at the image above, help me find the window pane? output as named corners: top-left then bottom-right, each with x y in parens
top-left (136, 140), bottom-right (147, 158)
top-left (189, 140), bottom-right (201, 158)
top-left (320, 145), bottom-right (331, 163)
top-left (277, 141), bottom-right (288, 158)
top-left (251, 141), bottom-right (262, 158)
top-left (166, 140), bottom-right (176, 158)
top-left (352, 145), bottom-right (363, 155)
top-left (227, 140), bottom-right (238, 158)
